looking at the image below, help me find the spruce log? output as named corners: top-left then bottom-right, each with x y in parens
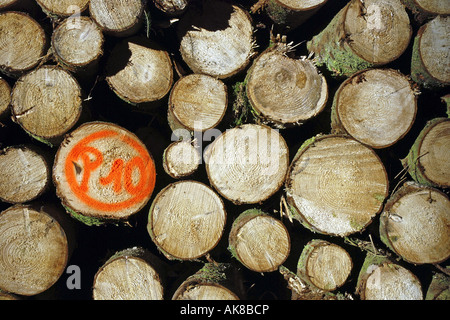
top-left (106, 37), bottom-right (173, 106)
top-left (172, 263), bottom-right (241, 300)
top-left (93, 247), bottom-right (164, 300)
top-left (153, 0), bottom-right (189, 16)
top-left (10, 66), bottom-right (83, 146)
top-left (162, 140), bottom-right (200, 179)
top-left (379, 181), bottom-right (450, 265)
top-left (147, 180), bottom-right (226, 260)
top-left (0, 77), bottom-right (10, 119)
top-left (263, 0), bottom-right (328, 30)
top-left (0, 145), bottom-right (50, 204)
top-left (89, 0), bottom-right (146, 37)
top-left (205, 123), bottom-right (289, 205)
top-left (331, 68), bottom-right (418, 149)
top-left (425, 272), bottom-right (450, 300)
top-left (36, 0), bottom-right (90, 18)
top-left (0, 11), bottom-right (47, 78)
top-left (53, 121), bottom-right (157, 226)
top-left (401, 0), bottom-right (450, 22)
top-left (411, 15), bottom-right (449, 89)
top-left (402, 118), bottom-right (450, 188)
top-left (0, 204), bottom-right (69, 296)
top-left (297, 239), bottom-right (352, 292)
top-left (285, 134), bottom-right (389, 236)
top-left (51, 16), bottom-right (104, 76)
top-left (356, 254), bottom-right (423, 300)
top-left (307, 0), bottom-right (411, 77)
top-left (228, 209), bottom-right (290, 273)
top-left (177, 0), bottom-right (254, 79)
top-left (245, 43), bottom-right (328, 128)
top-left (168, 73), bottom-right (227, 133)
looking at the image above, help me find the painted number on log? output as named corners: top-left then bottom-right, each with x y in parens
top-left (64, 130), bottom-right (155, 212)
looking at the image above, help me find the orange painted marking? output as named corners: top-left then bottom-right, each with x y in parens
top-left (65, 129), bottom-right (156, 212)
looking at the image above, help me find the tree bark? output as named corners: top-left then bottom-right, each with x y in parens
top-left (401, 118), bottom-right (450, 188)
top-left (356, 253), bottom-right (423, 300)
top-left (162, 140), bottom-right (200, 179)
top-left (0, 77), bottom-right (10, 119)
top-left (93, 247), bottom-right (165, 300)
top-left (228, 209), bottom-right (290, 273)
top-left (425, 272), bottom-right (450, 300)
top-left (205, 123), bottom-right (289, 205)
top-left (297, 239), bottom-right (352, 292)
top-left (177, 0), bottom-right (254, 79)
top-left (172, 263), bottom-right (242, 300)
top-left (53, 121), bottom-right (157, 226)
top-left (411, 15), bottom-right (450, 89)
top-left (10, 66), bottom-right (83, 147)
top-left (0, 11), bottom-right (47, 78)
top-left (244, 43), bottom-right (328, 128)
top-left (153, 0), bottom-right (189, 16)
top-left (36, 0), bottom-right (90, 18)
top-left (89, 0), bottom-right (147, 37)
top-left (168, 73), bottom-right (227, 134)
top-left (0, 145), bottom-right (50, 204)
top-left (0, 204), bottom-right (70, 296)
top-left (51, 16), bottom-right (104, 77)
top-left (331, 68), bottom-right (418, 148)
top-left (307, 0), bottom-right (411, 77)
top-left (379, 181), bottom-right (450, 265)
top-left (105, 36), bottom-right (173, 106)
top-left (147, 180), bottom-right (226, 261)
top-left (285, 134), bottom-right (389, 237)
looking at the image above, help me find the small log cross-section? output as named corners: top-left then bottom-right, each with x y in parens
top-left (228, 209), bottom-right (290, 273)
top-left (246, 44), bottom-right (328, 128)
top-left (285, 134), bottom-right (389, 237)
top-left (0, 11), bottom-right (47, 78)
top-left (379, 182), bottom-right (450, 265)
top-left (93, 247), bottom-right (164, 300)
top-left (177, 0), bottom-right (254, 79)
top-left (0, 77), bottom-right (11, 118)
top-left (11, 66), bottom-right (83, 146)
top-left (172, 263), bottom-right (241, 300)
top-left (153, 0), bottom-right (189, 16)
top-left (297, 239), bottom-right (352, 292)
top-left (147, 180), bottom-right (226, 261)
top-left (0, 204), bottom-right (69, 296)
top-left (163, 140), bottom-right (200, 179)
top-left (411, 15), bottom-right (450, 89)
top-left (89, 0), bottom-right (146, 37)
top-left (402, 118), bottom-right (450, 188)
top-left (36, 0), bottom-right (90, 18)
top-left (331, 68), bottom-right (417, 149)
top-left (307, 0), bottom-right (411, 77)
top-left (356, 254), bottom-right (423, 300)
top-left (0, 146), bottom-right (50, 204)
top-left (53, 121), bottom-right (157, 226)
top-left (106, 37), bottom-right (173, 106)
top-left (51, 16), bottom-right (104, 75)
top-left (401, 0), bottom-right (450, 22)
top-left (168, 73), bottom-right (227, 133)
top-left (205, 123), bottom-right (289, 205)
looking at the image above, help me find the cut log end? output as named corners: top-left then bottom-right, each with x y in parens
top-left (246, 45), bottom-right (328, 126)
top-left (286, 135), bottom-right (389, 236)
top-left (106, 37), bottom-right (173, 105)
top-left (332, 68), bottom-right (417, 148)
top-left (36, 0), bottom-right (90, 17)
top-left (229, 209), bottom-right (290, 273)
top-left (53, 121), bottom-right (156, 224)
top-left (11, 66), bottom-right (82, 143)
top-left (380, 182), bottom-right (450, 265)
top-left (163, 141), bottom-right (200, 179)
top-left (147, 180), bottom-right (226, 260)
top-left (205, 124), bottom-right (289, 205)
top-left (266, 0), bottom-right (328, 29)
top-left (0, 146), bottom-right (49, 204)
top-left (178, 0), bottom-right (254, 79)
top-left (0, 205), bottom-right (68, 296)
top-left (408, 0), bottom-right (450, 15)
top-left (153, 0), bottom-right (189, 16)
top-left (168, 74), bottom-right (227, 132)
top-left (0, 78), bottom-right (11, 118)
top-left (0, 11), bottom-right (47, 77)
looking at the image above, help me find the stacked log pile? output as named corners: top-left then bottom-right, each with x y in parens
top-left (0, 0), bottom-right (448, 301)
